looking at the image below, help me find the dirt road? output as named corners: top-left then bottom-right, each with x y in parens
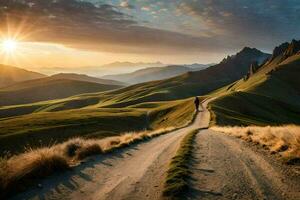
top-left (188, 129), bottom-right (300, 200)
top-left (11, 99), bottom-right (300, 200)
top-left (11, 103), bottom-right (209, 200)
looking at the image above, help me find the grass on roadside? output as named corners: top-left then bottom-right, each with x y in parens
top-left (0, 127), bottom-right (177, 198)
top-left (163, 129), bottom-right (199, 199)
top-left (211, 125), bottom-right (300, 165)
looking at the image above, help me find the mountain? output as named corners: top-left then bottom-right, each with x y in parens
top-left (100, 61), bottom-right (163, 69)
top-left (97, 47), bottom-right (270, 107)
top-left (98, 61), bottom-right (165, 75)
top-left (50, 73), bottom-right (126, 86)
top-left (102, 65), bottom-right (192, 84)
top-left (185, 63), bottom-right (216, 70)
top-left (102, 64), bottom-right (214, 84)
top-left (0, 47), bottom-right (269, 113)
top-left (55, 47), bottom-right (269, 109)
top-left (0, 78), bottom-right (122, 106)
top-left (0, 47), bottom-right (271, 153)
top-left (0, 64), bottom-right (46, 88)
top-left (37, 62), bottom-right (165, 77)
top-left (209, 39), bottom-right (300, 126)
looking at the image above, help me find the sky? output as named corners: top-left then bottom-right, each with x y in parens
top-left (0, 0), bottom-right (299, 74)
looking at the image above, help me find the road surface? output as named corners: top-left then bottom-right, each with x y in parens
top-left (11, 102), bottom-right (209, 200)
top-left (188, 130), bottom-right (300, 200)
top-left (11, 100), bottom-right (300, 200)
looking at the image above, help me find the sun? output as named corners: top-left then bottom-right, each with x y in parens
top-left (1, 39), bottom-right (18, 53)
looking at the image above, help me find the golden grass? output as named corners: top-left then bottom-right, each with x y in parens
top-left (0, 127), bottom-right (175, 198)
top-left (211, 125), bottom-right (300, 164)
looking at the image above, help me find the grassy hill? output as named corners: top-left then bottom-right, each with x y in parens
top-left (0, 98), bottom-right (196, 154)
top-left (96, 47), bottom-right (269, 107)
top-left (0, 47), bottom-right (268, 117)
top-left (209, 40), bottom-right (300, 126)
top-left (0, 47), bottom-right (269, 154)
top-left (0, 64), bottom-right (46, 88)
top-left (0, 78), bottom-right (122, 106)
top-left (50, 73), bottom-right (125, 86)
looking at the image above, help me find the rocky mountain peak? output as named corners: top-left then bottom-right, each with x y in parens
top-left (269, 39), bottom-right (300, 63)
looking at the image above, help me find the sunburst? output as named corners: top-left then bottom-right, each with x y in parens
top-left (1, 39), bottom-right (18, 54)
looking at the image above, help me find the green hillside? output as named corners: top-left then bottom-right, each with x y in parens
top-left (0, 47), bottom-right (269, 154)
top-left (95, 47), bottom-right (270, 108)
top-left (0, 98), bottom-right (195, 154)
top-left (209, 40), bottom-right (300, 126)
top-left (0, 78), bottom-right (122, 106)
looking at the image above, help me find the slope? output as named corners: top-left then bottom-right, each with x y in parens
top-left (0, 47), bottom-right (269, 116)
top-left (209, 39), bottom-right (300, 126)
top-left (50, 73), bottom-right (125, 86)
top-left (102, 65), bottom-right (195, 84)
top-left (0, 98), bottom-right (196, 154)
top-left (0, 64), bottom-right (46, 87)
top-left (97, 47), bottom-right (269, 108)
top-left (0, 78), bottom-right (122, 106)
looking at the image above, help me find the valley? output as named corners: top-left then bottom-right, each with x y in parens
top-left (0, 32), bottom-right (299, 199)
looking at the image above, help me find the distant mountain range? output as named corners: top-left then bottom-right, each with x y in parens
top-left (100, 61), bottom-right (163, 69)
top-left (0, 64), bottom-right (46, 88)
top-left (0, 47), bottom-right (268, 108)
top-left (38, 62), bottom-right (165, 76)
top-left (102, 63), bottom-right (214, 84)
top-left (96, 47), bottom-right (270, 108)
top-left (36, 62), bottom-right (214, 77)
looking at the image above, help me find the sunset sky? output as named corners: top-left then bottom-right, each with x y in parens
top-left (0, 0), bottom-right (299, 74)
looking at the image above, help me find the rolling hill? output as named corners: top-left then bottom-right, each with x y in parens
top-left (0, 98), bottom-right (196, 154)
top-left (0, 47), bottom-right (269, 115)
top-left (102, 64), bottom-right (213, 84)
top-left (96, 47), bottom-right (270, 107)
top-left (0, 47), bottom-right (270, 153)
top-left (209, 39), bottom-right (300, 126)
top-left (0, 78), bottom-right (122, 106)
top-left (0, 64), bottom-right (46, 88)
top-left (50, 73), bottom-right (125, 86)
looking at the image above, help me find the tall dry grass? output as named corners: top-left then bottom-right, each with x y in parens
top-left (212, 125), bottom-right (300, 164)
top-left (0, 127), bottom-right (175, 198)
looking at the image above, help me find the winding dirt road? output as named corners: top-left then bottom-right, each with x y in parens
top-left (11, 103), bottom-right (209, 200)
top-left (11, 100), bottom-right (300, 200)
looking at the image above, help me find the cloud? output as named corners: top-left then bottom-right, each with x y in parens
top-left (177, 0), bottom-right (300, 49)
top-left (1, 0), bottom-right (299, 56)
top-left (141, 6), bottom-right (151, 11)
top-left (0, 0), bottom-right (226, 54)
top-left (120, 1), bottom-right (135, 9)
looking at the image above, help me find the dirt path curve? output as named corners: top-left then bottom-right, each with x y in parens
top-left (188, 129), bottom-right (300, 200)
top-left (11, 101), bottom-right (210, 200)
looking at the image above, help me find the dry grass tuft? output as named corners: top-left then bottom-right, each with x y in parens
top-left (76, 144), bottom-right (103, 160)
top-left (0, 127), bottom-right (175, 198)
top-left (0, 148), bottom-right (69, 197)
top-left (212, 125), bottom-right (300, 164)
